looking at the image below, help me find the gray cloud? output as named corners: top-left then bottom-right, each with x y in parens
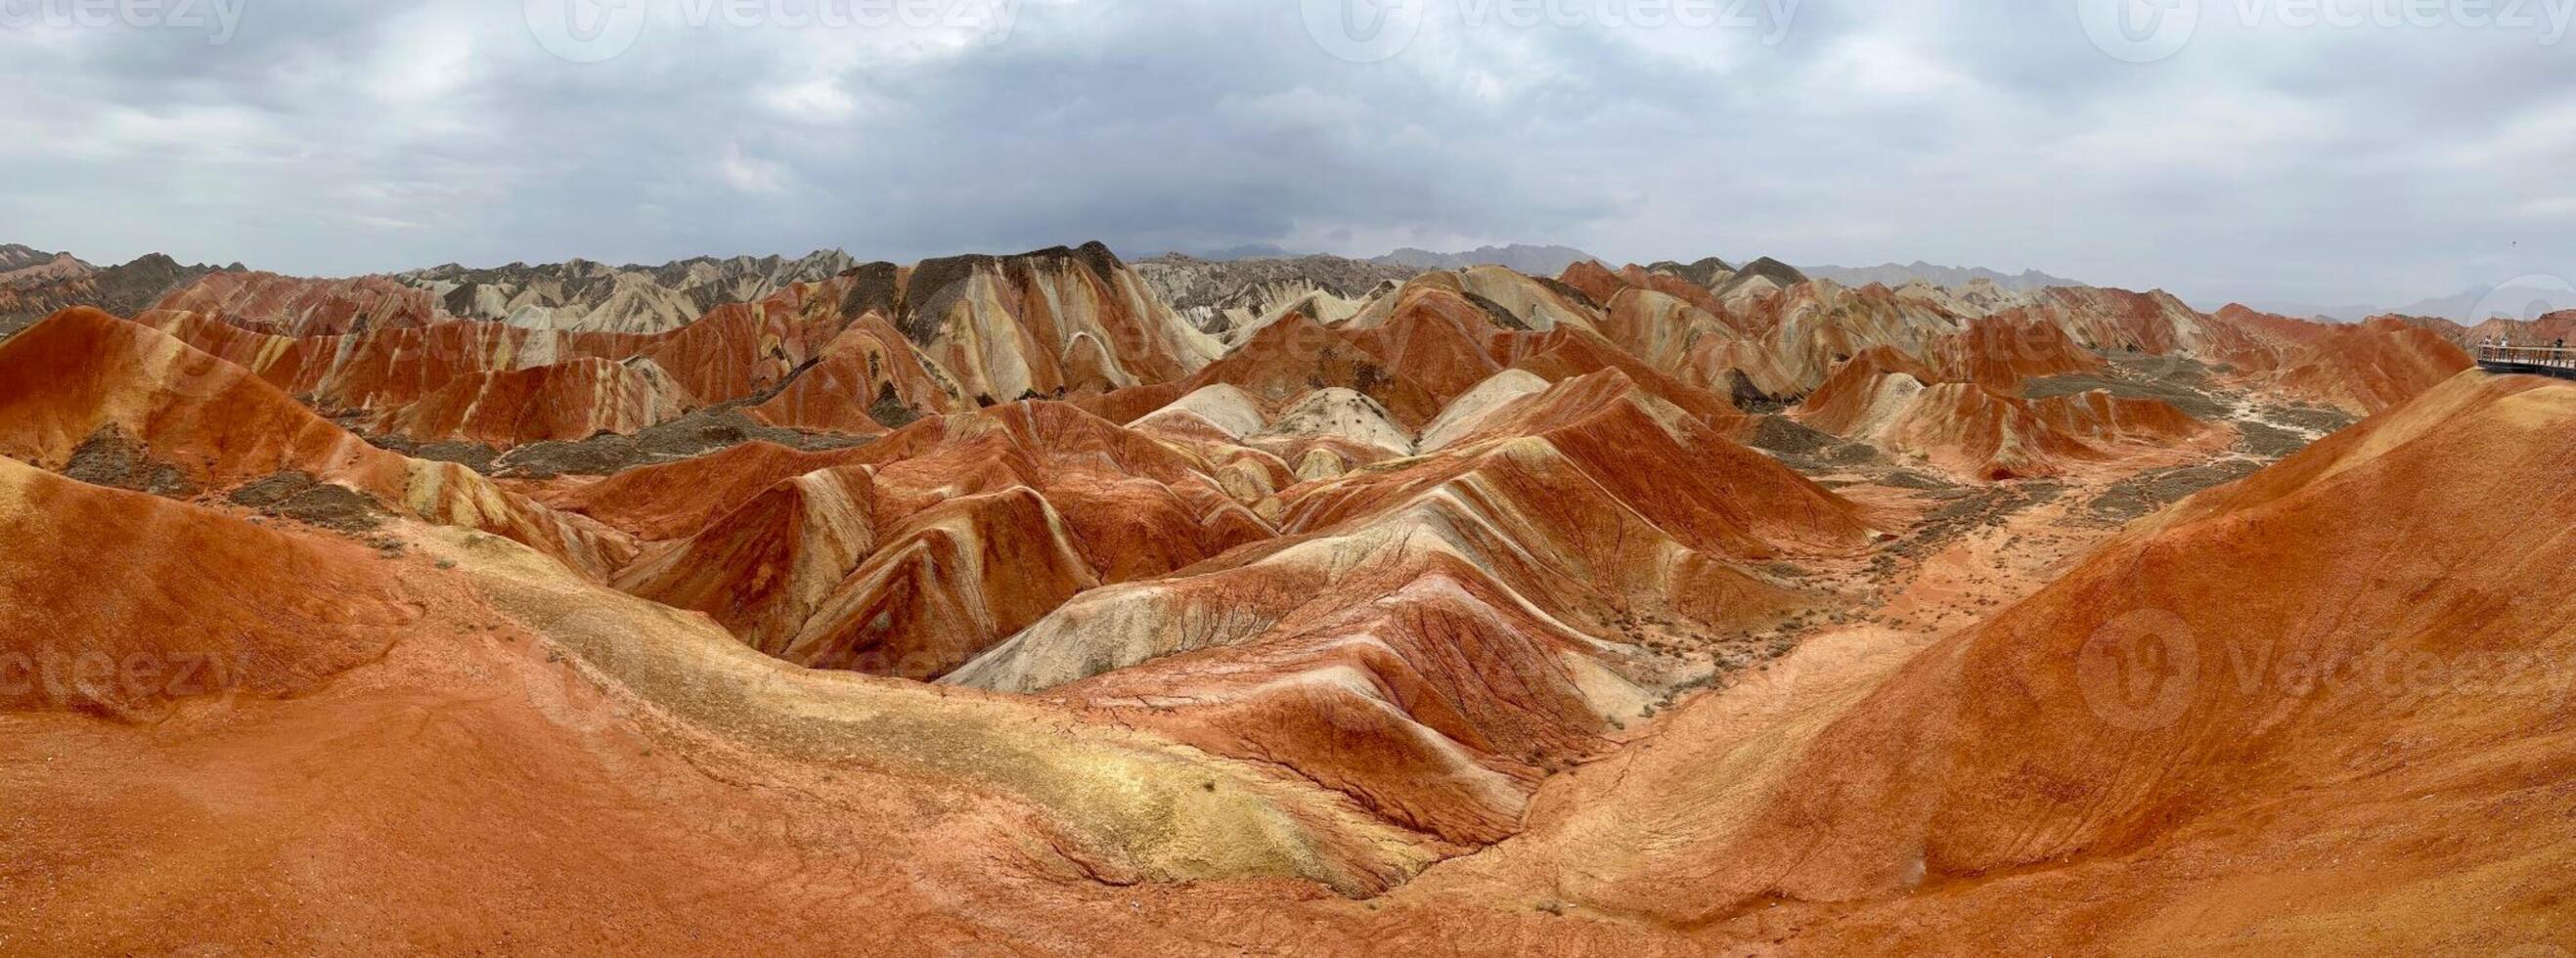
top-left (1, 0), bottom-right (2567, 310)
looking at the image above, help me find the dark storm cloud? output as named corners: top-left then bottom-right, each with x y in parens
top-left (1, 0), bottom-right (2566, 309)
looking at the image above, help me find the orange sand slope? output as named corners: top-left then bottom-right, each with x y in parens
top-left (0, 247), bottom-right (2561, 955)
top-left (0, 308), bottom-right (631, 575)
top-left (0, 462), bottom-right (1447, 951)
top-left (5, 365), bottom-right (2563, 955)
top-left (1420, 370), bottom-right (2576, 953)
top-left (0, 456), bottom-right (415, 720)
top-left (1797, 346), bottom-right (2208, 479)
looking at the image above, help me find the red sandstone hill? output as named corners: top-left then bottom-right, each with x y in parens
top-left (541, 357), bottom-right (1866, 847)
top-left (0, 308), bottom-right (630, 575)
top-left (604, 401), bottom-right (1268, 679)
top-left (890, 242), bottom-right (1221, 404)
top-left (0, 252), bottom-right (228, 331)
top-left (2468, 308), bottom-right (2576, 345)
top-left (1797, 347), bottom-right (2206, 479)
top-left (154, 271), bottom-right (442, 336)
top-left (1558, 259), bottom-right (1743, 331)
top-left (369, 356), bottom-right (692, 444)
top-left (944, 370), bottom-right (1871, 844)
top-left (1077, 272), bottom-right (1756, 457)
top-left (66, 249), bottom-right (2482, 484)
top-left (0, 456), bottom-right (418, 720)
top-left (536, 438), bottom-right (874, 541)
top-left (1554, 270), bottom-right (2466, 428)
top-left (2207, 305), bottom-right (2475, 414)
top-left (0, 459), bottom-right (1448, 951)
top-left (117, 244), bottom-right (1218, 448)
top-left (1443, 370), bottom-right (2576, 951)
top-left (1742, 281), bottom-right (1976, 394)
top-left (2275, 317), bottom-right (2474, 414)
top-left (132, 276), bottom-right (856, 423)
top-left (1938, 314), bottom-right (2107, 390)
top-left (9, 243), bottom-right (2564, 953)
top-left (742, 312), bottom-right (944, 435)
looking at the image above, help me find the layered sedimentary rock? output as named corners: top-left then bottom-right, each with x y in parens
top-left (0, 470), bottom-right (1443, 953)
top-left (0, 246), bottom-right (89, 288)
top-left (741, 313), bottom-right (946, 436)
top-left (1459, 370), bottom-right (2576, 953)
top-left (0, 455), bottom-right (416, 719)
top-left (0, 252), bottom-right (228, 333)
top-left (544, 324), bottom-right (1871, 847)
top-left (2215, 308), bottom-right (2474, 414)
top-left (1563, 259), bottom-right (1758, 339)
top-left (894, 242), bottom-right (1222, 405)
top-left (1134, 252), bottom-right (1415, 338)
top-left (400, 250), bottom-right (858, 333)
top-left (12, 235), bottom-right (2575, 953)
top-left (2466, 308), bottom-right (2576, 345)
top-left (368, 356), bottom-right (693, 444)
top-left (1797, 347), bottom-right (2204, 479)
top-left (107, 245), bottom-right (1213, 451)
top-left (1750, 280), bottom-right (1986, 395)
top-left (155, 271), bottom-right (441, 336)
top-left (594, 401), bottom-right (1269, 679)
top-left (0, 309), bottom-right (631, 575)
top-left (33, 242), bottom-right (2476, 491)
top-left (945, 371), bottom-right (1871, 843)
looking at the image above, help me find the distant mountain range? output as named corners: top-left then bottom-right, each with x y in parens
top-left (1170, 243), bottom-right (1603, 277)
top-left (1, 245), bottom-right (241, 337)
top-left (28, 236), bottom-right (2563, 332)
top-left (2238, 300), bottom-right (2410, 324)
top-left (2246, 280), bottom-right (2576, 324)
top-left (0, 243), bottom-right (66, 273)
top-left (1798, 261), bottom-right (2089, 292)
top-left (1152, 247), bottom-right (2100, 293)
top-left (1184, 243), bottom-right (1300, 261)
top-left (1369, 244), bottom-right (1601, 276)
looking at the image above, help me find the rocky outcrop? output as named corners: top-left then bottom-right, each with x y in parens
top-left (0, 308), bottom-right (633, 576)
top-left (0, 252), bottom-right (229, 336)
top-left (1479, 371), bottom-right (2576, 948)
top-left (155, 271), bottom-right (442, 336)
top-left (1798, 347), bottom-right (2204, 479)
top-left (400, 249), bottom-right (858, 333)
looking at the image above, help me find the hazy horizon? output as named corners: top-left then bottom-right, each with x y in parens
top-left (6, 0), bottom-right (2569, 312)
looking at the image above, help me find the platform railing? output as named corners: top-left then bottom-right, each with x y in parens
top-left (2475, 343), bottom-right (2576, 374)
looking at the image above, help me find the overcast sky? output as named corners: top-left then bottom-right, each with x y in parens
top-left (3, 0), bottom-right (2569, 309)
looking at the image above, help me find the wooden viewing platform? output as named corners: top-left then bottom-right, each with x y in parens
top-left (2475, 343), bottom-right (2576, 380)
